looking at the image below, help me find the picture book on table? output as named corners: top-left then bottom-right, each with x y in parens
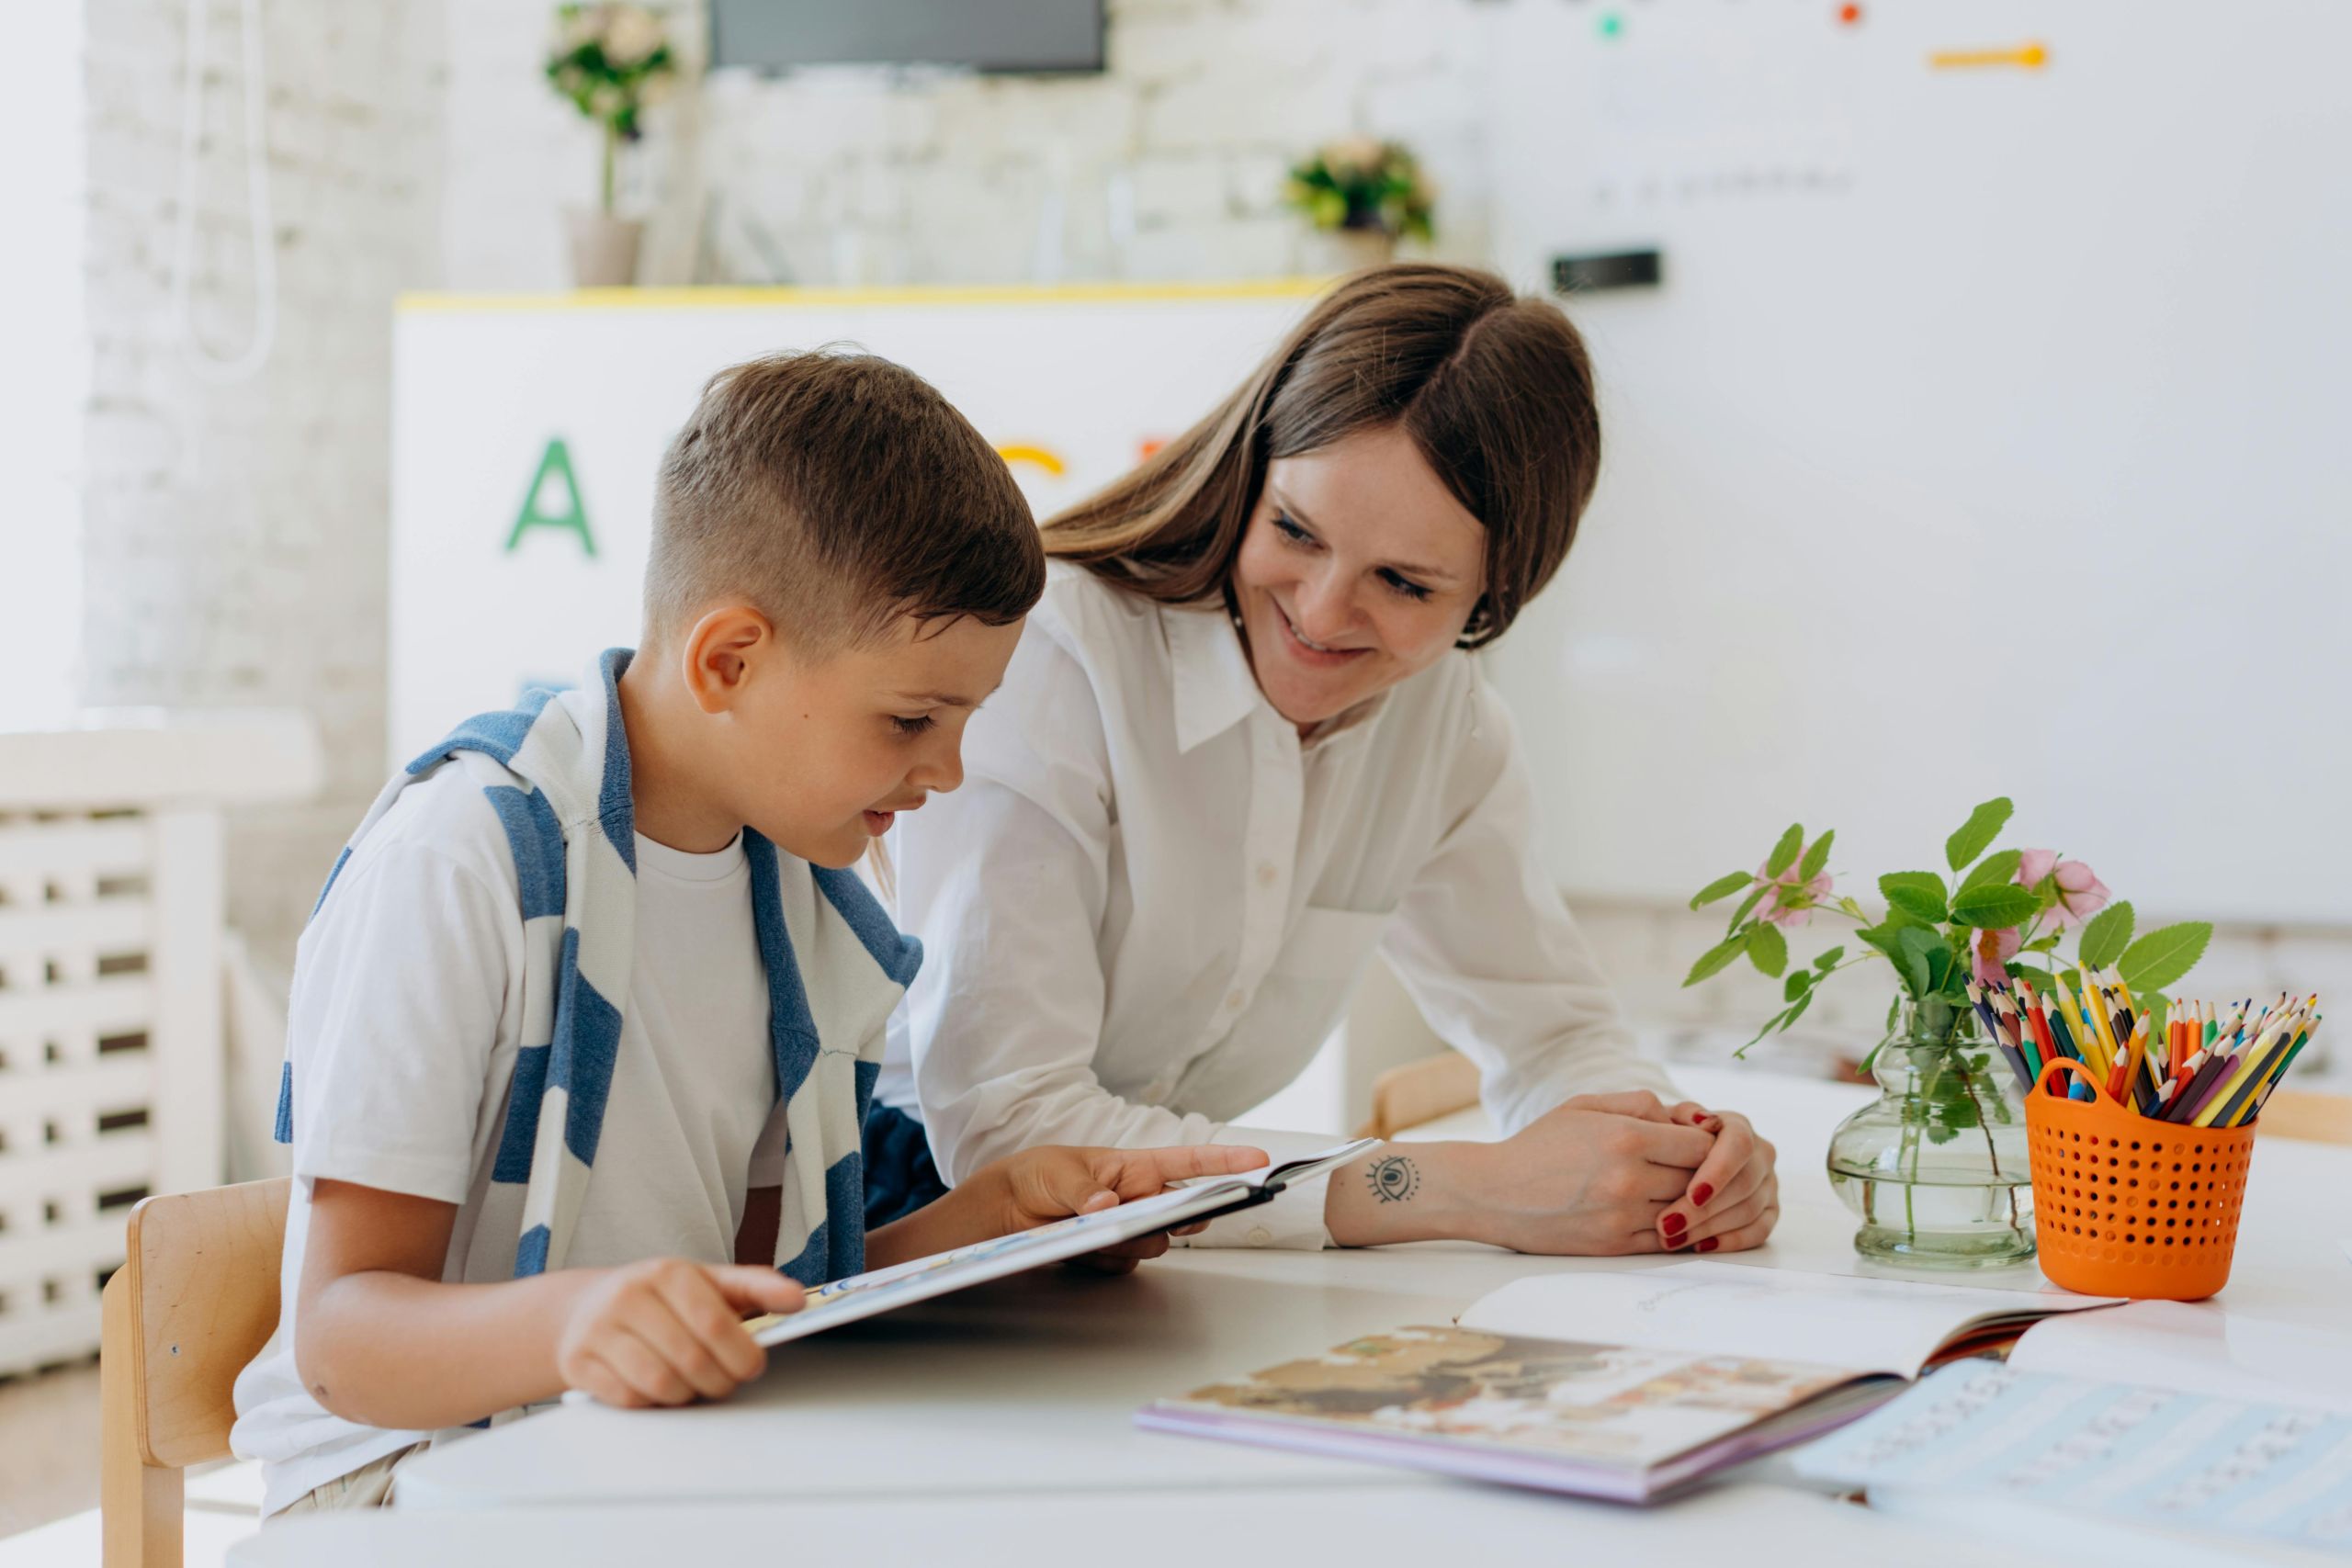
top-left (744, 1138), bottom-right (1376, 1348)
top-left (1137, 1262), bottom-right (2121, 1502)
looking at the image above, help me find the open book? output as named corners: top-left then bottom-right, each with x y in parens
top-left (746, 1138), bottom-right (1376, 1348)
top-left (1136, 1261), bottom-right (2120, 1502)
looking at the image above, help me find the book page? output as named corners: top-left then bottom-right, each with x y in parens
top-left (1794, 1362), bottom-right (2352, 1553)
top-left (1460, 1263), bottom-right (2119, 1378)
top-left (2008, 1300), bottom-right (2352, 1415)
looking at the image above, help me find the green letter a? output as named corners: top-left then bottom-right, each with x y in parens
top-left (505, 437), bottom-right (596, 557)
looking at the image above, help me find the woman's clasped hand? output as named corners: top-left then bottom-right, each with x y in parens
top-left (1328, 1090), bottom-right (1779, 1258)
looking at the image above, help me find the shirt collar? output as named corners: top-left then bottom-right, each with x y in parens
top-left (1163, 602), bottom-right (1261, 753)
top-left (1161, 600), bottom-right (1394, 754)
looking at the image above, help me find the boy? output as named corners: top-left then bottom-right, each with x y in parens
top-left (231, 351), bottom-right (1262, 1516)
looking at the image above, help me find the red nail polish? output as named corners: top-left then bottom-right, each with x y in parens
top-left (1697, 1237), bottom-right (1719, 1253)
top-left (1660, 1213), bottom-right (1686, 1235)
top-left (1691, 1183), bottom-right (1713, 1208)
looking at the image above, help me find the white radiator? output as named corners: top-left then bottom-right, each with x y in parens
top-left (0, 713), bottom-right (319, 1375)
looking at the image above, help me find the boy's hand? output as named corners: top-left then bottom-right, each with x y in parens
top-left (554, 1258), bottom-right (806, 1408)
top-left (979, 1144), bottom-right (1271, 1275)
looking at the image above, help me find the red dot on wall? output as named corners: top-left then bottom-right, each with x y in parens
top-left (1838, 3), bottom-right (1863, 24)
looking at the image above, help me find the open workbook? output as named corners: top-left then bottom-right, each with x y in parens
top-left (744, 1138), bottom-right (1376, 1348)
top-left (1136, 1261), bottom-right (2122, 1503)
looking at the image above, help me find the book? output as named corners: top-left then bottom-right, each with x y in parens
top-left (745, 1138), bottom-right (1377, 1348)
top-left (1135, 1261), bottom-right (2121, 1503)
top-left (1795, 1361), bottom-right (2352, 1553)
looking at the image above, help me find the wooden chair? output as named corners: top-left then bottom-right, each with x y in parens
top-left (1356, 1050), bottom-right (1481, 1140)
top-left (100, 1178), bottom-right (290, 1568)
top-left (2259, 1089), bottom-right (2352, 1145)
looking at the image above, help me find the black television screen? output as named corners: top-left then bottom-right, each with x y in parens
top-left (710, 0), bottom-right (1106, 73)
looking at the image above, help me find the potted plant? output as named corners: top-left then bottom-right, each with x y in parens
top-left (545, 4), bottom-right (676, 288)
top-left (1684, 797), bottom-right (2211, 1268)
top-left (1283, 137), bottom-right (1436, 274)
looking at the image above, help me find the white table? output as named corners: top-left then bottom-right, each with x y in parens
top-left (232, 1067), bottom-right (2351, 1565)
top-left (234, 1483), bottom-right (2067, 1568)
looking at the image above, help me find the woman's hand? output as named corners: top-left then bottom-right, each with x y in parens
top-left (867, 1143), bottom-right (1270, 1274)
top-left (989, 1143), bottom-right (1272, 1273)
top-left (1461, 1097), bottom-right (1723, 1255)
top-left (1651, 1107), bottom-right (1780, 1255)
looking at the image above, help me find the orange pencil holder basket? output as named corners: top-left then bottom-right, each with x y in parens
top-left (2024, 1056), bottom-right (2255, 1300)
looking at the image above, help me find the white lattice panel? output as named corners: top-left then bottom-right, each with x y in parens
top-left (0, 714), bottom-right (318, 1375)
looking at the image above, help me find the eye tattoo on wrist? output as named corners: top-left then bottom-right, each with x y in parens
top-left (1366, 1155), bottom-right (1420, 1203)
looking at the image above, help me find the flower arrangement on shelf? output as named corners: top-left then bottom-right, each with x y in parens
top-left (1283, 137), bottom-right (1437, 251)
top-left (545, 4), bottom-right (676, 218)
top-left (1681, 795), bottom-right (2216, 1268)
top-left (1682, 795), bottom-right (2211, 1056)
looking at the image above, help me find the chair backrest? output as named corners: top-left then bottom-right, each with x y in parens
top-left (116, 1178), bottom-right (291, 1467)
top-left (1355, 1051), bottom-right (1481, 1140)
top-left (2259, 1089), bottom-right (2352, 1146)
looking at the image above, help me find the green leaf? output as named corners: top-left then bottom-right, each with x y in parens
top-left (1949, 883), bottom-right (2039, 930)
top-left (1813, 945), bottom-right (1846, 972)
top-left (1797, 829), bottom-right (1836, 882)
top-left (1924, 942), bottom-right (1956, 997)
top-left (2118, 922), bottom-right (2212, 995)
top-left (1894, 925), bottom-right (1939, 997)
top-left (1765, 823), bottom-right (1804, 877)
top-left (2077, 900), bottom-right (2135, 971)
top-left (1682, 933), bottom-right (1748, 987)
top-left (1945, 797), bottom-right (2014, 872)
top-left (1855, 920), bottom-right (1900, 958)
top-left (1690, 871), bottom-right (1755, 909)
top-left (1727, 885), bottom-right (1769, 933)
top-left (1958, 848), bottom-right (2025, 894)
top-left (1746, 920), bottom-right (1789, 978)
top-left (1878, 871), bottom-right (1950, 925)
top-left (1783, 969), bottom-right (1814, 1003)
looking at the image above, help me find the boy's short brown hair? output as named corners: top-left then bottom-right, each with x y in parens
top-left (645, 348), bottom-right (1045, 652)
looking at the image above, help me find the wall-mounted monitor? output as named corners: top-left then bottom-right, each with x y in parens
top-left (710, 0), bottom-right (1106, 74)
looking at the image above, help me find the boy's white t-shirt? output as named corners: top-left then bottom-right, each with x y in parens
top-left (231, 768), bottom-right (790, 1516)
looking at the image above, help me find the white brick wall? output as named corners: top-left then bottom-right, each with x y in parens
top-left (78, 0), bottom-right (444, 967)
top-left (440, 0), bottom-right (1494, 290)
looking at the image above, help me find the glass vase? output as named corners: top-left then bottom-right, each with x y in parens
top-left (1825, 994), bottom-right (2036, 1268)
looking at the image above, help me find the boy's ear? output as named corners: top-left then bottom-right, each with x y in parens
top-left (679, 604), bottom-right (778, 716)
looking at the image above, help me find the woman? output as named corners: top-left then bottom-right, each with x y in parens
top-left (867, 264), bottom-right (1779, 1257)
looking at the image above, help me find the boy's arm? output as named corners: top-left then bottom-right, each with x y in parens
top-left (296, 1179), bottom-right (805, 1428)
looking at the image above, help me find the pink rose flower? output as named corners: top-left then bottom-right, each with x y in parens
top-left (2017, 849), bottom-right (2111, 931)
top-left (1757, 852), bottom-right (1833, 929)
top-left (1972, 925), bottom-right (2021, 986)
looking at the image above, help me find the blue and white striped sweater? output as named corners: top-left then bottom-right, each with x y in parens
top-left (276, 649), bottom-right (919, 1303)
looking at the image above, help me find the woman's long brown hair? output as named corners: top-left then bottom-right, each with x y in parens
top-left (1042, 264), bottom-right (1601, 647)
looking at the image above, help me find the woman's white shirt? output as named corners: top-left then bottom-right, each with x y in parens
top-left (879, 563), bottom-right (1671, 1247)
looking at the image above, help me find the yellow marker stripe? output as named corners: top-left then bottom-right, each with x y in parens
top-left (996, 445), bottom-right (1067, 476)
top-left (1929, 41), bottom-right (2049, 71)
top-left (398, 278), bottom-right (1329, 314)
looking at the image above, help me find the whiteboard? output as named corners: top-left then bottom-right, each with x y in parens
top-left (388, 285), bottom-right (1316, 763)
top-left (1479, 1), bottom-right (2352, 923)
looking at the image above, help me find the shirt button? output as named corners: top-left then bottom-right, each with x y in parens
top-left (1247, 1225), bottom-right (1273, 1247)
top-left (1255, 862), bottom-right (1278, 888)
